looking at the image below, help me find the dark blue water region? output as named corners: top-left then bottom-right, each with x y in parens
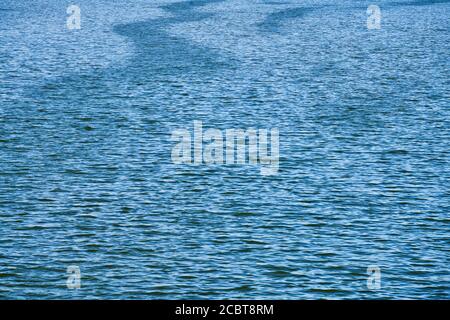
top-left (0, 0), bottom-right (448, 299)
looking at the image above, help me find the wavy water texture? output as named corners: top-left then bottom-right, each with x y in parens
top-left (257, 7), bottom-right (317, 32)
top-left (390, 0), bottom-right (450, 6)
top-left (0, 0), bottom-right (449, 299)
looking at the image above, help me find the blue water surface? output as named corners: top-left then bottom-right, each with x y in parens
top-left (0, 0), bottom-right (449, 299)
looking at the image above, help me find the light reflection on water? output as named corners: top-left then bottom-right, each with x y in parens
top-left (0, 0), bottom-right (448, 299)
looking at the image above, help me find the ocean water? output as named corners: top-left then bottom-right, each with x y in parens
top-left (0, 0), bottom-right (449, 299)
